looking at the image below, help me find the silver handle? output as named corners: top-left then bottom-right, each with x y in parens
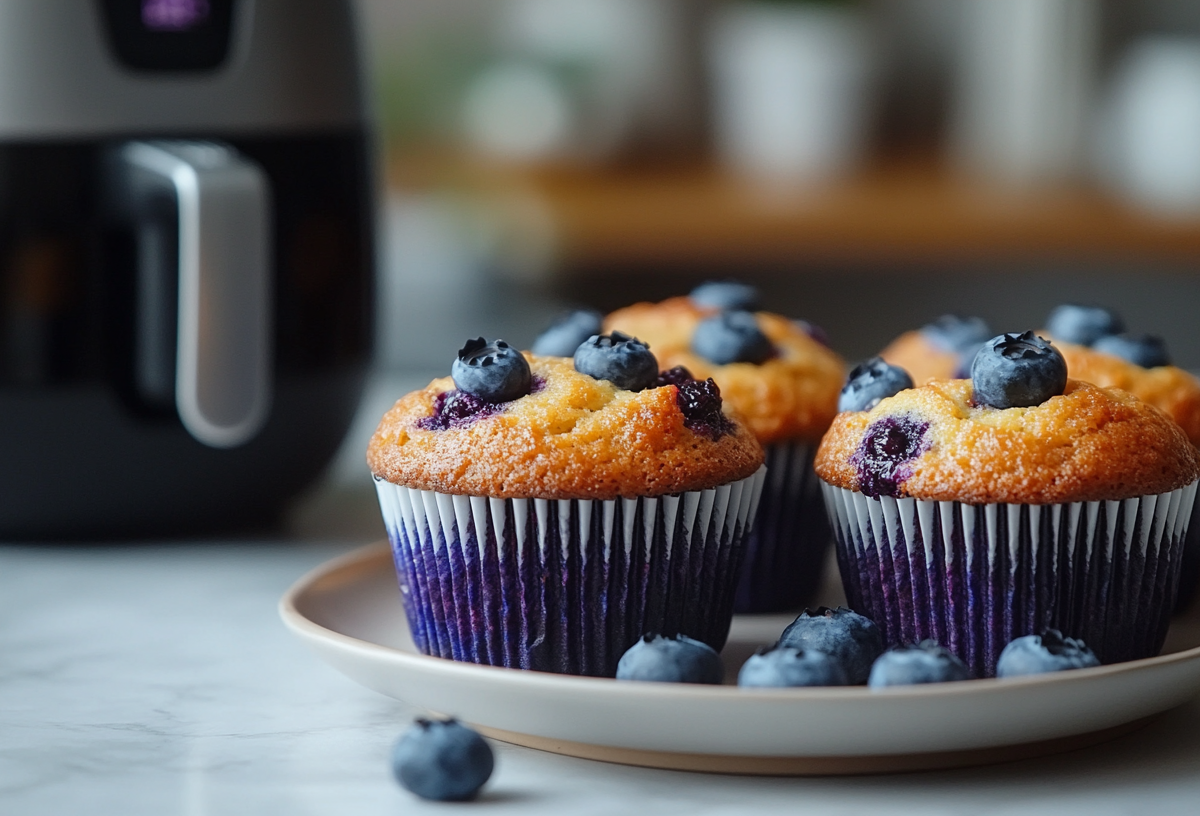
top-left (121, 141), bottom-right (272, 449)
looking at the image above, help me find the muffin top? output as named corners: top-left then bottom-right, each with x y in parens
top-left (368, 354), bottom-right (764, 500)
top-left (815, 378), bottom-right (1200, 504)
top-left (878, 330), bottom-right (961, 384)
top-left (1053, 340), bottom-right (1200, 446)
top-left (604, 297), bottom-right (844, 444)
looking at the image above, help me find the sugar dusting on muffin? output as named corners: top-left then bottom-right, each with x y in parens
top-left (369, 355), bottom-right (764, 499)
top-left (816, 378), bottom-right (1200, 504)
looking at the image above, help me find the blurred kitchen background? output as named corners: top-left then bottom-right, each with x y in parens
top-left (328, 0), bottom-right (1200, 487)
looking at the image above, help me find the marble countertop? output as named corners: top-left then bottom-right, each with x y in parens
top-left (5, 485), bottom-right (1200, 816)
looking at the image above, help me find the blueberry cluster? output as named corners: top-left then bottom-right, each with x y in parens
top-left (838, 358), bottom-right (913, 413)
top-left (970, 331), bottom-right (1067, 409)
top-left (1046, 303), bottom-right (1171, 368)
top-left (574, 331), bottom-right (659, 391)
top-left (778, 606), bottom-right (885, 684)
top-left (531, 309), bottom-right (603, 357)
top-left (392, 718), bottom-right (494, 801)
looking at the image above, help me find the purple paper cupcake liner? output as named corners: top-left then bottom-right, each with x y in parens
top-left (734, 441), bottom-right (831, 614)
top-left (1174, 501), bottom-right (1200, 612)
top-left (375, 466), bottom-right (766, 677)
top-left (822, 481), bottom-right (1199, 677)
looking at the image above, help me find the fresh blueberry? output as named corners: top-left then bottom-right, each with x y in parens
top-left (868, 640), bottom-right (972, 688)
top-left (778, 606), bottom-right (884, 684)
top-left (616, 634), bottom-right (723, 684)
top-left (970, 331), bottom-right (1068, 409)
top-left (921, 315), bottom-right (991, 352)
top-left (738, 646), bottom-right (849, 688)
top-left (691, 310), bottom-right (774, 365)
top-left (573, 331), bottom-right (659, 391)
top-left (530, 309), bottom-right (603, 357)
top-left (391, 718), bottom-right (494, 801)
top-left (1045, 304), bottom-right (1124, 347)
top-left (690, 280), bottom-right (759, 311)
top-left (996, 629), bottom-right (1101, 678)
top-left (451, 338), bottom-right (532, 403)
top-left (1093, 333), bottom-right (1171, 368)
top-left (838, 358), bottom-right (914, 413)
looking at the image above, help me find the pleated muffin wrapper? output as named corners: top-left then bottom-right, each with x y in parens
top-left (375, 466), bottom-right (766, 677)
top-left (734, 441), bottom-right (831, 614)
top-left (1174, 501), bottom-right (1200, 612)
top-left (822, 480), bottom-right (1199, 677)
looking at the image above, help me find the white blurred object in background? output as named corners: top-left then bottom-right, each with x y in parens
top-left (708, 1), bottom-right (872, 184)
top-left (1096, 39), bottom-right (1200, 216)
top-left (951, 0), bottom-right (1099, 185)
top-left (461, 0), bottom-right (699, 163)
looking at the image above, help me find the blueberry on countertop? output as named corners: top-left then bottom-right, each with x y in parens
top-left (838, 358), bottom-right (914, 413)
top-left (451, 338), bottom-right (532, 403)
top-left (971, 331), bottom-right (1067, 409)
top-left (616, 634), bottom-right (723, 684)
top-left (531, 309), bottom-right (604, 357)
top-left (573, 331), bottom-right (659, 391)
top-left (392, 718), bottom-right (494, 801)
top-left (691, 310), bottom-right (774, 365)
top-left (921, 315), bottom-right (991, 352)
top-left (1093, 332), bottom-right (1171, 368)
top-left (996, 629), bottom-right (1100, 678)
top-left (778, 606), bottom-right (884, 684)
top-left (1045, 304), bottom-right (1124, 347)
top-left (738, 646), bottom-right (849, 688)
top-left (868, 640), bottom-right (972, 688)
top-left (690, 280), bottom-right (759, 311)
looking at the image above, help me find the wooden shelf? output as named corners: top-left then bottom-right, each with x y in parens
top-left (389, 155), bottom-right (1200, 269)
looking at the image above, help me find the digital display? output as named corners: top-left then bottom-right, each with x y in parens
top-left (141, 0), bottom-right (211, 32)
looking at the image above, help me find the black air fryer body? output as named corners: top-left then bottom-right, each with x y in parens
top-left (0, 0), bottom-right (373, 537)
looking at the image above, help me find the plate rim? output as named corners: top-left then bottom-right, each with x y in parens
top-left (279, 541), bottom-right (1200, 701)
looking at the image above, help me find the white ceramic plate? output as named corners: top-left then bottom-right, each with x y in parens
top-left (280, 543), bottom-right (1200, 775)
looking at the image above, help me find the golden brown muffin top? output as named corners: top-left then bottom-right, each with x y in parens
top-left (815, 379), bottom-right (1200, 504)
top-left (368, 355), bottom-right (764, 499)
top-left (878, 330), bottom-right (962, 385)
top-left (1051, 340), bottom-right (1200, 446)
top-left (604, 297), bottom-right (845, 444)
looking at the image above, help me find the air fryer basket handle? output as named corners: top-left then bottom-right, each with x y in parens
top-left (120, 141), bottom-right (272, 449)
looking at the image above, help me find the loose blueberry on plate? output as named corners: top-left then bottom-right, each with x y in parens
top-left (690, 280), bottom-right (759, 311)
top-left (1045, 304), bottom-right (1124, 347)
top-left (996, 629), bottom-right (1101, 678)
top-left (574, 331), bottom-right (659, 391)
top-left (451, 338), bottom-right (533, 404)
top-left (971, 331), bottom-right (1068, 409)
top-left (921, 315), bottom-right (991, 352)
top-left (691, 310), bottom-right (774, 365)
top-left (868, 640), bottom-right (971, 688)
top-left (838, 358), bottom-right (914, 413)
top-left (392, 718), bottom-right (495, 801)
top-left (616, 634), bottom-right (723, 684)
top-left (1093, 332), bottom-right (1171, 368)
top-left (738, 646), bottom-right (849, 688)
top-left (531, 309), bottom-right (604, 357)
top-left (778, 606), bottom-right (884, 684)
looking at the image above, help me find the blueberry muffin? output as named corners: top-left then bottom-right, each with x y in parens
top-left (878, 315), bottom-right (992, 385)
top-left (816, 332), bottom-right (1200, 676)
top-left (369, 336), bottom-right (766, 677)
top-left (605, 286), bottom-right (845, 613)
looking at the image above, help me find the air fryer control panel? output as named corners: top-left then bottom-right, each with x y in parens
top-left (99, 0), bottom-right (236, 72)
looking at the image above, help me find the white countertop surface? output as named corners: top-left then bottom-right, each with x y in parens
top-left (5, 485), bottom-right (1200, 816)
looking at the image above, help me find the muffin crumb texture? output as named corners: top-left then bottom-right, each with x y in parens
top-left (816, 379), bottom-right (1200, 504)
top-left (368, 355), bottom-right (764, 499)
